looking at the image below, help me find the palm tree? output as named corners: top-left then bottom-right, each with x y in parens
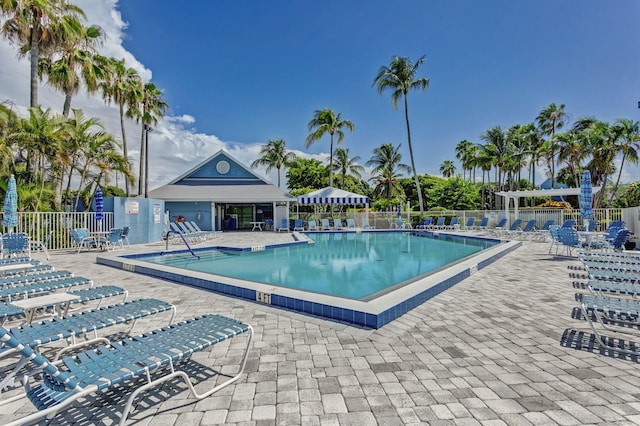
top-left (536, 103), bottom-right (567, 188)
top-left (439, 160), bottom-right (456, 178)
top-left (251, 139), bottom-right (296, 188)
top-left (305, 108), bottom-right (354, 187)
top-left (480, 126), bottom-right (511, 194)
top-left (0, 0), bottom-right (85, 107)
top-left (132, 81), bottom-right (168, 197)
top-left (455, 139), bottom-right (473, 180)
top-left (331, 147), bottom-right (364, 189)
top-left (366, 143), bottom-right (411, 205)
top-left (609, 118), bottom-right (640, 202)
top-left (39, 16), bottom-right (104, 116)
top-left (100, 57), bottom-right (142, 196)
top-left (373, 55), bottom-right (429, 213)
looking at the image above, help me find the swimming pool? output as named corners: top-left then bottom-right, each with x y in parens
top-left (140, 232), bottom-right (498, 300)
top-left (97, 231), bottom-right (521, 328)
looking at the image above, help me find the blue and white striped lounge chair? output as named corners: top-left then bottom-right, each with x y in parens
top-left (561, 219), bottom-right (576, 228)
top-left (98, 228), bottom-right (124, 252)
top-left (321, 218), bottom-right (332, 230)
top-left (0, 276), bottom-right (93, 302)
top-left (0, 314), bottom-right (252, 426)
top-left (510, 219), bottom-right (537, 239)
top-left (1, 233), bottom-right (30, 259)
top-left (277, 218), bottom-right (289, 232)
top-left (293, 219), bottom-right (304, 231)
top-left (0, 270), bottom-right (72, 288)
top-left (0, 257), bottom-right (37, 266)
top-left (491, 218), bottom-right (509, 235)
top-left (0, 298), bottom-right (175, 397)
top-left (548, 225), bottom-right (562, 254)
top-left (580, 294), bottom-right (640, 356)
top-left (307, 220), bottom-right (318, 231)
top-left (556, 227), bottom-right (585, 256)
top-left (498, 218), bottom-right (522, 237)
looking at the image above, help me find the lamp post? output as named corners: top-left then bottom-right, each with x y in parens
top-left (144, 124), bottom-right (153, 198)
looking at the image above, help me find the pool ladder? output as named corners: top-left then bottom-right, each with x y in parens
top-left (162, 230), bottom-right (200, 259)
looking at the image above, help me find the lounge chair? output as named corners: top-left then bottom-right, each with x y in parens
top-left (346, 218), bottom-right (356, 229)
top-left (0, 298), bottom-right (175, 398)
top-left (474, 217), bottom-right (489, 231)
top-left (491, 218), bottom-right (509, 235)
top-left (264, 219), bottom-right (274, 231)
top-left (561, 219), bottom-right (576, 228)
top-left (548, 225), bottom-right (562, 254)
top-left (29, 231), bottom-right (52, 260)
top-left (0, 314), bottom-right (252, 426)
top-left (395, 219), bottom-right (410, 229)
top-left (277, 218), bottom-right (289, 232)
top-left (321, 218), bottom-right (332, 230)
top-left (69, 228), bottom-right (97, 253)
top-left (1, 233), bottom-right (30, 259)
top-left (510, 219), bottom-right (537, 239)
top-left (361, 218), bottom-right (373, 229)
top-left (307, 220), bottom-right (318, 231)
top-left (433, 217), bottom-right (446, 229)
top-left (533, 219), bottom-right (555, 241)
top-left (0, 275), bottom-right (93, 302)
top-left (445, 217), bottom-right (459, 230)
top-left (416, 218), bottom-right (433, 230)
top-left (293, 219), bottom-right (304, 231)
top-left (0, 270), bottom-right (73, 288)
top-left (333, 219), bottom-right (344, 230)
top-left (556, 227), bottom-right (587, 256)
top-left (461, 217), bottom-right (475, 231)
top-left (580, 294), bottom-right (640, 356)
top-left (498, 218), bottom-right (522, 237)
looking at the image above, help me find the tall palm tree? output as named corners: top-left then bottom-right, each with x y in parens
top-left (331, 147), bottom-right (364, 189)
top-left (373, 55), bottom-right (429, 213)
top-left (536, 103), bottom-right (567, 188)
top-left (0, 0), bottom-right (85, 107)
top-left (132, 81), bottom-right (168, 197)
top-left (366, 143), bottom-right (411, 205)
top-left (305, 108), bottom-right (354, 187)
top-left (251, 139), bottom-right (296, 188)
top-left (439, 160), bottom-right (456, 178)
top-left (480, 126), bottom-right (511, 193)
top-left (454, 139), bottom-right (473, 180)
top-left (609, 118), bottom-right (640, 202)
top-left (100, 57), bottom-right (142, 196)
top-left (39, 16), bottom-right (104, 116)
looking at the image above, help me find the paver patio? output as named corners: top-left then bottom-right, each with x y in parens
top-left (2, 232), bottom-right (640, 425)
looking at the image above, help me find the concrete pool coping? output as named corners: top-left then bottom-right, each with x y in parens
top-left (97, 231), bottom-right (521, 328)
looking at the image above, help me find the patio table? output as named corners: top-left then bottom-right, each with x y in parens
top-left (10, 292), bottom-right (80, 324)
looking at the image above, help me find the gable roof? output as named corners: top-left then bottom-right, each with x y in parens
top-left (148, 149), bottom-right (294, 202)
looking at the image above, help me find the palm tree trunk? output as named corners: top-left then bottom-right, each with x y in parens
top-left (119, 102), bottom-right (130, 196)
top-left (610, 154), bottom-right (627, 203)
top-left (403, 95), bottom-right (424, 214)
top-left (62, 92), bottom-right (72, 117)
top-left (144, 128), bottom-right (149, 197)
top-left (329, 133), bottom-right (334, 187)
top-left (29, 31), bottom-right (39, 108)
top-left (138, 124), bottom-right (145, 195)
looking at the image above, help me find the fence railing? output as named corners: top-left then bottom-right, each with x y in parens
top-left (1, 212), bottom-right (114, 251)
top-left (0, 208), bottom-right (630, 252)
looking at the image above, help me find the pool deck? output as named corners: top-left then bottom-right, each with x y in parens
top-left (3, 231), bottom-right (640, 425)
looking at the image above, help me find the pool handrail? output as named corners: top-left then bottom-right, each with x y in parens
top-left (163, 230), bottom-right (200, 259)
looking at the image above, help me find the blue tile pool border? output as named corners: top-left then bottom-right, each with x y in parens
top-left (97, 233), bottom-right (521, 329)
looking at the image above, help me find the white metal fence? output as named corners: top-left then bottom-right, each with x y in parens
top-left (0, 207), bottom-right (633, 252)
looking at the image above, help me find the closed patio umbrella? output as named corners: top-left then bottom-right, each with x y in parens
top-left (95, 187), bottom-right (104, 230)
top-left (580, 170), bottom-right (594, 231)
top-left (2, 174), bottom-right (18, 233)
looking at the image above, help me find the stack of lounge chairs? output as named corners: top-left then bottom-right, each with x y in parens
top-left (0, 253), bottom-right (253, 425)
top-left (571, 248), bottom-right (640, 356)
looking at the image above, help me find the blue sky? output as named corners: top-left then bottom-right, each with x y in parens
top-left (1, 0), bottom-right (639, 188)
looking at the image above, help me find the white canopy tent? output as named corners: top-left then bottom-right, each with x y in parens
top-left (496, 186), bottom-right (602, 220)
top-left (297, 186), bottom-right (369, 218)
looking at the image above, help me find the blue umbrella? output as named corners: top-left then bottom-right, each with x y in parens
top-left (95, 187), bottom-right (104, 227)
top-left (580, 170), bottom-right (594, 230)
top-left (2, 174), bottom-right (18, 232)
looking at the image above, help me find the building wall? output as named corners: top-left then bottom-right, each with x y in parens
top-left (166, 201), bottom-right (213, 231)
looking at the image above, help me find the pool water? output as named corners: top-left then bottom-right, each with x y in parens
top-left (142, 232), bottom-right (498, 299)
